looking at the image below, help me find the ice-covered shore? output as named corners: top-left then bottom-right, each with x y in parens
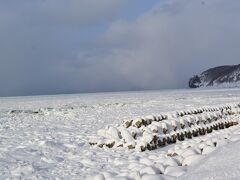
top-left (0, 88), bottom-right (240, 179)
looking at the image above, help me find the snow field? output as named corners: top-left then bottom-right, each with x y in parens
top-left (1, 89), bottom-right (240, 179)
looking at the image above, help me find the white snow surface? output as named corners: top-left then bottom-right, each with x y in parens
top-left (180, 139), bottom-right (240, 180)
top-left (0, 88), bottom-right (240, 179)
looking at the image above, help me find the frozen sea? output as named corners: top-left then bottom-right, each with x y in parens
top-left (0, 88), bottom-right (240, 179)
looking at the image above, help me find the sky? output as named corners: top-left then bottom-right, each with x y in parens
top-left (0, 0), bottom-right (240, 97)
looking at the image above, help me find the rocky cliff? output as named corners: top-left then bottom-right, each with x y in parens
top-left (189, 64), bottom-right (240, 88)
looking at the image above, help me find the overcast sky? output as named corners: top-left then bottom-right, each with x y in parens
top-left (0, 0), bottom-right (240, 97)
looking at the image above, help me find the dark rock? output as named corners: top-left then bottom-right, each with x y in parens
top-left (189, 64), bottom-right (240, 88)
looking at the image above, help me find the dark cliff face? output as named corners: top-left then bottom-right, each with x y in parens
top-left (189, 64), bottom-right (240, 88)
top-left (189, 75), bottom-right (201, 88)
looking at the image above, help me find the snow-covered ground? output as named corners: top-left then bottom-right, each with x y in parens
top-left (0, 88), bottom-right (240, 179)
top-left (181, 139), bottom-right (240, 180)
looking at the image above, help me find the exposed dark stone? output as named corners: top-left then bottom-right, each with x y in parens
top-left (189, 75), bottom-right (201, 88)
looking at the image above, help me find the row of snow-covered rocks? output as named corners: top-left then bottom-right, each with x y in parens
top-left (123, 104), bottom-right (238, 129)
top-left (87, 125), bottom-right (240, 180)
top-left (89, 103), bottom-right (240, 151)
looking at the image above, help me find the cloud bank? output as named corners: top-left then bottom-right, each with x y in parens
top-left (0, 0), bottom-right (240, 96)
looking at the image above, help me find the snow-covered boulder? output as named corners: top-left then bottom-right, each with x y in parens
top-left (164, 157), bottom-right (179, 167)
top-left (164, 166), bottom-right (186, 177)
top-left (181, 148), bottom-right (199, 158)
top-left (142, 174), bottom-right (175, 180)
top-left (202, 146), bottom-right (216, 155)
top-left (140, 166), bottom-right (161, 175)
top-left (94, 174), bottom-right (105, 180)
top-left (182, 155), bottom-right (204, 166)
top-left (123, 120), bottom-right (133, 128)
top-left (133, 118), bottom-right (143, 128)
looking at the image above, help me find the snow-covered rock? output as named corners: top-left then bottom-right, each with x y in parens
top-left (142, 174), bottom-right (175, 180)
top-left (164, 166), bottom-right (186, 177)
top-left (182, 155), bottom-right (205, 166)
top-left (164, 158), bottom-right (179, 167)
top-left (94, 174), bottom-right (105, 180)
top-left (202, 146), bottom-right (216, 155)
top-left (181, 148), bottom-right (198, 158)
top-left (140, 166), bottom-right (161, 175)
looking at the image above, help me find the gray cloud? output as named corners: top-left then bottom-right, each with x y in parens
top-left (0, 0), bottom-right (127, 25)
top-left (40, 0), bottom-right (128, 25)
top-left (70, 0), bottom-right (240, 90)
top-left (0, 0), bottom-right (240, 96)
top-left (0, 0), bottom-right (128, 96)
